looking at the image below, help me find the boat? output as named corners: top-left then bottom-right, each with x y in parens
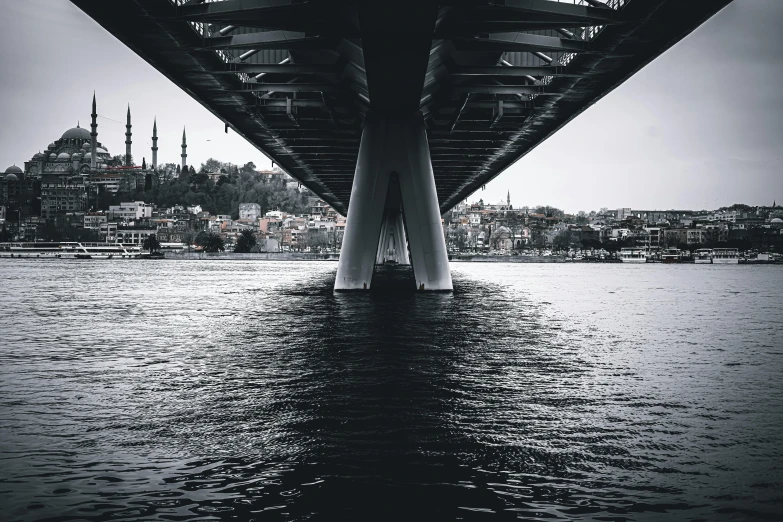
top-left (712, 248), bottom-right (739, 264)
top-left (694, 248), bottom-right (712, 264)
top-left (60, 242), bottom-right (141, 259)
top-left (0, 242), bottom-right (68, 258)
top-left (620, 248), bottom-right (647, 263)
top-left (1, 242), bottom-right (142, 259)
top-left (661, 248), bottom-right (682, 264)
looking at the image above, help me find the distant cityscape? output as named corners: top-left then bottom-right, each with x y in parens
top-left (1, 96), bottom-right (782, 258)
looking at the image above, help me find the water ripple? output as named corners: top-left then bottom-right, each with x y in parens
top-left (0, 260), bottom-right (782, 520)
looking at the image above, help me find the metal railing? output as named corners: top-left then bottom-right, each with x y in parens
top-left (535, 0), bottom-right (631, 95)
top-left (166, 0), bottom-right (631, 101)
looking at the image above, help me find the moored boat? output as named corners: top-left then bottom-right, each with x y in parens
top-left (694, 248), bottom-right (712, 264)
top-left (661, 248), bottom-right (682, 264)
top-left (1, 242), bottom-right (141, 259)
top-left (620, 248), bottom-right (647, 263)
top-left (712, 248), bottom-right (739, 264)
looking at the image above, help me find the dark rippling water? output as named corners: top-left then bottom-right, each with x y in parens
top-left (1, 259), bottom-right (782, 521)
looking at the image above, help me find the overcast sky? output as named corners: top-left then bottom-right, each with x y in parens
top-left (0, 0), bottom-right (780, 213)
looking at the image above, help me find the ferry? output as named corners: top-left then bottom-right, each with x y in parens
top-left (63, 243), bottom-right (142, 259)
top-left (0, 242), bottom-right (142, 259)
top-left (712, 248), bottom-right (739, 264)
top-left (620, 248), bottom-right (647, 263)
top-left (694, 248), bottom-right (713, 264)
top-left (661, 248), bottom-right (682, 264)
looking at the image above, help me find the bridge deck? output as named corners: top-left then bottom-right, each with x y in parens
top-left (71, 0), bottom-right (732, 215)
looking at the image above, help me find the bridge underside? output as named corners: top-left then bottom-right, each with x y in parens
top-left (71, 0), bottom-right (731, 216)
top-left (71, 0), bottom-right (731, 289)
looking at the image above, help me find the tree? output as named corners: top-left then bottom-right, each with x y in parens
top-left (200, 158), bottom-right (224, 174)
top-left (604, 240), bottom-right (621, 258)
top-left (142, 233), bottom-right (161, 253)
top-left (531, 227), bottom-right (547, 254)
top-left (0, 226), bottom-right (12, 242)
top-left (183, 231), bottom-right (196, 252)
top-left (553, 230), bottom-right (572, 252)
top-left (664, 232), bottom-right (681, 248)
top-left (241, 161), bottom-right (256, 174)
top-left (454, 227), bottom-right (468, 252)
top-left (142, 157), bottom-right (147, 170)
top-left (234, 230), bottom-right (257, 253)
top-left (306, 229), bottom-right (328, 252)
top-left (111, 154), bottom-right (131, 165)
top-left (198, 232), bottom-right (225, 252)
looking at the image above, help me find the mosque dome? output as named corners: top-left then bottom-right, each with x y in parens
top-left (97, 147), bottom-right (109, 154)
top-left (49, 153), bottom-right (58, 161)
top-left (72, 152), bottom-right (83, 161)
top-left (61, 125), bottom-right (91, 140)
top-left (83, 152), bottom-right (92, 159)
top-left (772, 218), bottom-right (783, 224)
top-left (56, 152), bottom-right (72, 162)
top-left (5, 173), bottom-right (19, 181)
top-left (47, 143), bottom-right (56, 150)
top-left (33, 152), bottom-right (44, 160)
top-left (5, 165), bottom-right (23, 175)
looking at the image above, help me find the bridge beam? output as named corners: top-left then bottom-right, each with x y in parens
top-left (335, 113), bottom-right (452, 291)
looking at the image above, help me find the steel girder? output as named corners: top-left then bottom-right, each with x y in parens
top-left (71, 0), bottom-right (733, 215)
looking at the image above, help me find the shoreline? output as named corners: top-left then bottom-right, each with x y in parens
top-left (2, 251), bottom-right (780, 264)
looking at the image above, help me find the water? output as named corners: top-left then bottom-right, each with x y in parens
top-left (1, 259), bottom-right (782, 521)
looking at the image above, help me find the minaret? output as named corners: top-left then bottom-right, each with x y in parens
top-left (125, 105), bottom-right (132, 167)
top-left (90, 92), bottom-right (98, 169)
top-left (507, 190), bottom-right (511, 208)
top-left (181, 127), bottom-right (188, 169)
top-left (151, 118), bottom-right (158, 170)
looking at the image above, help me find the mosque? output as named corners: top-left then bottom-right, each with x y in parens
top-left (2, 94), bottom-right (187, 220)
top-left (21, 93), bottom-right (130, 179)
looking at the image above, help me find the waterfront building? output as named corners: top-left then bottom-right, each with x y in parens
top-left (115, 225), bottom-right (156, 244)
top-left (99, 222), bottom-right (118, 242)
top-left (40, 172), bottom-right (91, 219)
top-left (108, 201), bottom-right (153, 222)
top-left (1, 166), bottom-right (37, 214)
top-left (687, 229), bottom-right (706, 244)
top-left (239, 203), bottom-right (261, 221)
top-left (84, 212), bottom-right (107, 230)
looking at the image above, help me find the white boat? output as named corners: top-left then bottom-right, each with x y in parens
top-left (0, 242), bottom-right (141, 259)
top-left (661, 248), bottom-right (682, 264)
top-left (61, 242), bottom-right (141, 259)
top-left (620, 248), bottom-right (647, 263)
top-left (0, 242), bottom-right (68, 258)
top-left (694, 248), bottom-right (713, 264)
top-left (712, 248), bottom-right (739, 264)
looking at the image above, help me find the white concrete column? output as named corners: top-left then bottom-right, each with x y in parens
top-left (376, 209), bottom-right (410, 265)
top-left (335, 113), bottom-right (452, 291)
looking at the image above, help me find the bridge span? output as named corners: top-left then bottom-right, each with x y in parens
top-left (71, 0), bottom-right (732, 290)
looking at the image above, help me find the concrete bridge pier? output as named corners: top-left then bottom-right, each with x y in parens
top-left (335, 113), bottom-right (452, 291)
top-left (376, 209), bottom-right (410, 266)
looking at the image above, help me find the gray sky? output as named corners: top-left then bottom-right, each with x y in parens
top-left (0, 0), bottom-right (781, 213)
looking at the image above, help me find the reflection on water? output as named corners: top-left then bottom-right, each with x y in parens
top-left (0, 260), bottom-right (782, 520)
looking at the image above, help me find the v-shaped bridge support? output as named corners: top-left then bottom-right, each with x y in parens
top-left (335, 112), bottom-right (453, 291)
